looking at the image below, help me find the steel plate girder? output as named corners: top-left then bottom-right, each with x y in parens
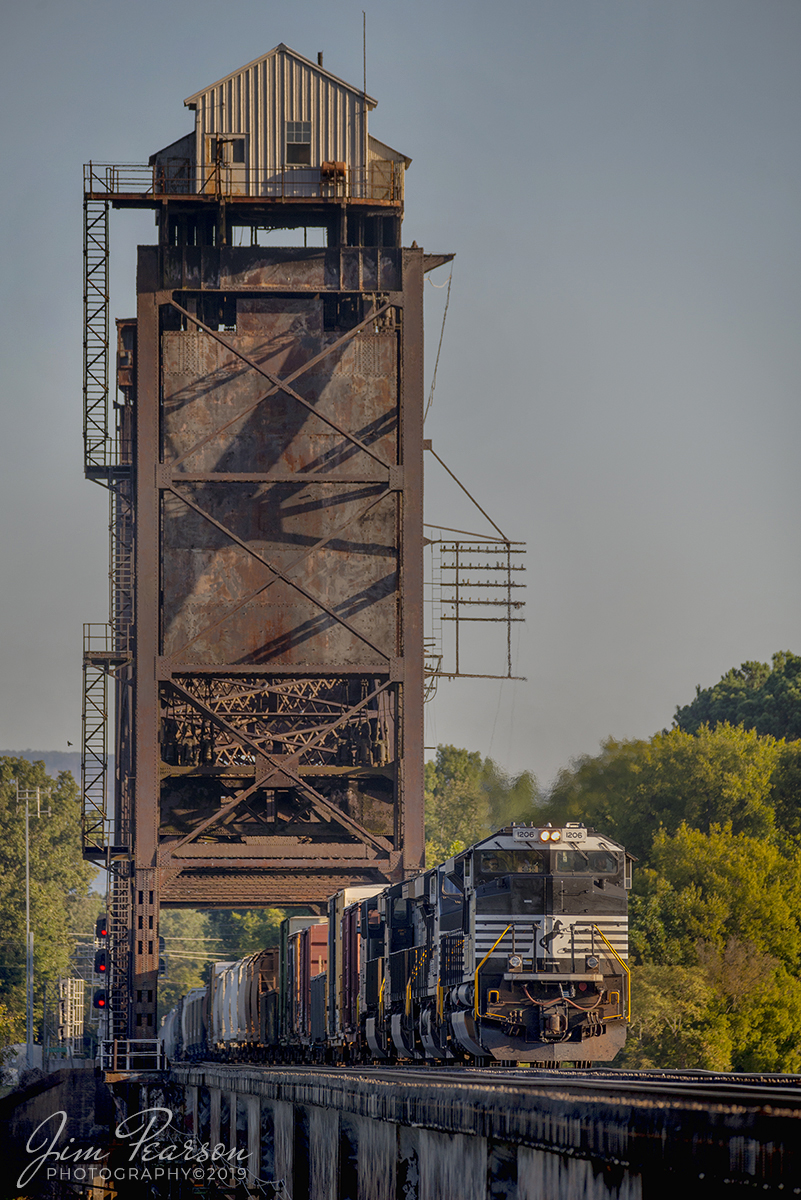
top-left (166, 485), bottom-right (391, 660)
top-left (127, 245), bottom-right (428, 1034)
top-left (168, 297), bottom-right (394, 470)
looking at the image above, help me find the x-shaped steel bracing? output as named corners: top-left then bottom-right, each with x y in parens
top-left (164, 296), bottom-right (399, 661)
top-left (158, 292), bottom-right (402, 871)
top-left (160, 677), bottom-right (394, 862)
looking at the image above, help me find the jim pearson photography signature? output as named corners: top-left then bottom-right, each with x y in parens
top-left (17, 1105), bottom-right (286, 1192)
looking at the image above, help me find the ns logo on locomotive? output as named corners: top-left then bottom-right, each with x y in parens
top-left (160, 824), bottom-right (633, 1065)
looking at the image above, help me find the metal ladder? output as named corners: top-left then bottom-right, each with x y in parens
top-left (83, 197), bottom-right (110, 476)
top-left (109, 481), bottom-right (134, 656)
top-left (109, 873), bottom-right (131, 1039)
top-left (81, 625), bottom-right (109, 856)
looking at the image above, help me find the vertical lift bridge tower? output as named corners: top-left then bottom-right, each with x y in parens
top-left (82, 45), bottom-right (452, 1039)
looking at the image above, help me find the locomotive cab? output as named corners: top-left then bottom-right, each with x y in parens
top-left (447, 824), bottom-right (633, 1063)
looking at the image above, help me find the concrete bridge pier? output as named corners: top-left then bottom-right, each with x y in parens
top-left (135, 1068), bottom-right (644, 1200)
top-left (124, 1063), bottom-right (800, 1198)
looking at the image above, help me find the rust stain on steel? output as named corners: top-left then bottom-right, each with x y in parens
top-left (161, 293), bottom-right (399, 667)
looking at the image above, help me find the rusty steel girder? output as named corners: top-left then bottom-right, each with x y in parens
top-left (120, 241), bottom-right (432, 1033)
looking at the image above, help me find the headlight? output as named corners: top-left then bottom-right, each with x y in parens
top-left (586, 955), bottom-right (599, 971)
top-left (550, 830), bottom-right (561, 841)
top-left (539, 830), bottom-right (550, 842)
top-left (508, 955), bottom-right (523, 971)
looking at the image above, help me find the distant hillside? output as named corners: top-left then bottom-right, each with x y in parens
top-left (0, 749), bottom-right (114, 780)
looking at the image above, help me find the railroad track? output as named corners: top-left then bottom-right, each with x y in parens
top-left (188, 1060), bottom-right (801, 1107)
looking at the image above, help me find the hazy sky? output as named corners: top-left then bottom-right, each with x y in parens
top-left (1, 0), bottom-right (800, 790)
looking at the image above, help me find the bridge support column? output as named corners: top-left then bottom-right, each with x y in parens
top-left (245, 1095), bottom-right (260, 1185)
top-left (184, 1085), bottom-right (197, 1138)
top-left (209, 1087), bottom-right (220, 1149)
top-left (357, 1112), bottom-right (396, 1200)
top-left (309, 1105), bottom-right (338, 1200)
top-left (197, 1085), bottom-right (210, 1145)
top-left (418, 1128), bottom-right (488, 1200)
top-left (517, 1147), bottom-right (642, 1200)
top-left (273, 1099), bottom-right (294, 1196)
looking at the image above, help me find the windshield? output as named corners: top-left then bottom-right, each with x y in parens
top-left (554, 849), bottom-right (620, 874)
top-left (476, 849), bottom-right (546, 880)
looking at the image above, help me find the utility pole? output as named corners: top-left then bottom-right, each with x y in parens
top-left (14, 782), bottom-right (50, 1071)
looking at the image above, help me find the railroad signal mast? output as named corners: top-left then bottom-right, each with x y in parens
top-left (81, 45), bottom-right (454, 1039)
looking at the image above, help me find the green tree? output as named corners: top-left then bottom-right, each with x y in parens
top-left (766, 738), bottom-right (801, 840)
top-left (158, 909), bottom-right (218, 1019)
top-left (423, 746), bottom-right (540, 866)
top-left (626, 824), bottom-right (801, 1071)
top-left (619, 964), bottom-right (732, 1070)
top-left (424, 746), bottom-right (487, 864)
top-left (539, 725), bottom-right (781, 862)
top-left (66, 891), bottom-right (104, 939)
top-left (0, 1001), bottom-right (23, 1066)
top-left (674, 652), bottom-right (801, 741)
top-left (204, 909), bottom-right (286, 960)
top-left (481, 759), bottom-right (539, 830)
top-left (0, 758), bottom-right (94, 1038)
top-left (632, 824), bottom-right (801, 965)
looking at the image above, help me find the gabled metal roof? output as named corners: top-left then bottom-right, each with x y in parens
top-left (184, 43), bottom-right (378, 110)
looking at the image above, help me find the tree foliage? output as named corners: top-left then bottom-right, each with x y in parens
top-left (158, 909), bottom-right (217, 1018)
top-left (622, 825), bottom-right (801, 1071)
top-left (538, 724), bottom-right (782, 862)
top-left (674, 652), bottom-right (801, 741)
top-left (204, 908), bottom-right (285, 959)
top-left (620, 964), bottom-right (732, 1070)
top-left (0, 757), bottom-right (94, 1045)
top-left (158, 907), bottom-right (287, 1020)
top-left (424, 746), bottom-right (539, 865)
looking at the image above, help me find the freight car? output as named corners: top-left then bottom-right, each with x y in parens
top-left (160, 823), bottom-right (632, 1065)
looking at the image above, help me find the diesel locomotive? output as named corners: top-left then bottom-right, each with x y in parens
top-left (160, 823), bottom-right (632, 1065)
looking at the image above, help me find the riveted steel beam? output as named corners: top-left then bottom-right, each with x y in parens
top-left (168, 298), bottom-right (393, 469)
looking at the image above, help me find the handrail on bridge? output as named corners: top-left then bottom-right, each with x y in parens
top-left (100, 1038), bottom-right (168, 1073)
top-left (84, 160), bottom-right (401, 203)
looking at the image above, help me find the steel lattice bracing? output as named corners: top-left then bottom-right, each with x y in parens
top-left (108, 230), bottom-right (437, 1034)
top-left (83, 196), bottom-right (110, 477)
top-left (81, 629), bottom-right (109, 857)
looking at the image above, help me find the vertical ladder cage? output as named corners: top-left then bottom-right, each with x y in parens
top-left (109, 873), bottom-right (131, 1039)
top-left (109, 482), bottom-right (134, 657)
top-left (83, 197), bottom-right (110, 477)
top-left (81, 624), bottom-right (110, 857)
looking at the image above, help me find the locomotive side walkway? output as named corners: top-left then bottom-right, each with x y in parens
top-left (163, 1062), bottom-right (801, 1198)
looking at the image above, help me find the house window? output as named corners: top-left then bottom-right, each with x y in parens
top-left (208, 136), bottom-right (246, 164)
top-left (286, 121), bottom-right (312, 165)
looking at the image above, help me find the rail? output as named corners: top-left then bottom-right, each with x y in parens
top-left (84, 160), bottom-right (402, 203)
